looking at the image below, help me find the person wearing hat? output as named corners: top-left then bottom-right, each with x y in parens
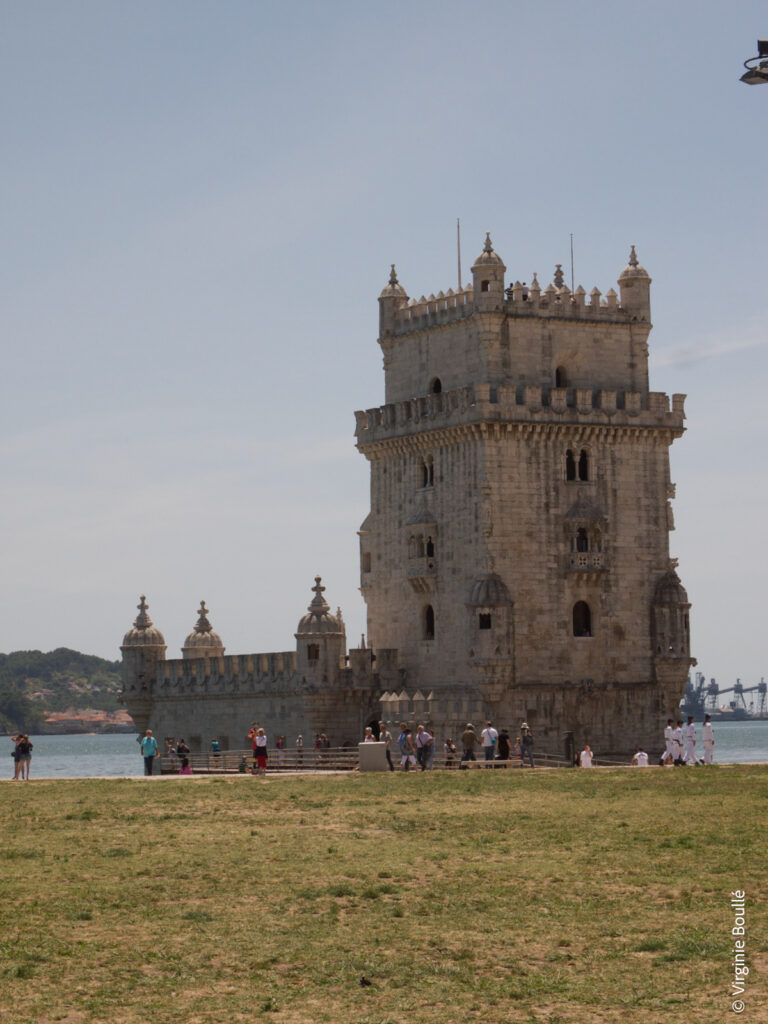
top-left (520, 722), bottom-right (535, 768)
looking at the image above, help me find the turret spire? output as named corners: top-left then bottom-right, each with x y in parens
top-left (628, 245), bottom-right (639, 267)
top-left (134, 595), bottom-right (152, 630)
top-left (193, 601), bottom-right (213, 634)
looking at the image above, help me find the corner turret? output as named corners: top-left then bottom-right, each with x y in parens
top-left (472, 233), bottom-right (506, 312)
top-left (618, 245), bottom-right (651, 322)
top-left (295, 576), bottom-right (345, 681)
top-left (182, 601), bottom-right (225, 660)
top-left (120, 595), bottom-right (166, 733)
top-left (378, 264), bottom-right (409, 338)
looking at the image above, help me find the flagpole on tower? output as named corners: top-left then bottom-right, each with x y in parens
top-left (457, 218), bottom-right (462, 291)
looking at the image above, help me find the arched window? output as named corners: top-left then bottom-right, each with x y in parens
top-left (425, 536), bottom-right (435, 558)
top-left (430, 378), bottom-right (442, 394)
top-left (424, 605), bottom-right (435, 640)
top-left (555, 366), bottom-right (567, 388)
top-left (576, 528), bottom-right (589, 553)
top-left (566, 449), bottom-right (576, 481)
top-left (421, 458), bottom-right (429, 488)
top-left (573, 602), bottom-right (592, 637)
top-left (578, 449), bottom-right (589, 481)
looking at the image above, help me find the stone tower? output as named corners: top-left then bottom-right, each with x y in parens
top-left (355, 237), bottom-right (693, 754)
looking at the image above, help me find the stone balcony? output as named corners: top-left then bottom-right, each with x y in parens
top-left (567, 552), bottom-right (605, 572)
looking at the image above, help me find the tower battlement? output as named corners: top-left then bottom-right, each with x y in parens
top-left (389, 280), bottom-right (642, 339)
top-left (355, 384), bottom-right (686, 448)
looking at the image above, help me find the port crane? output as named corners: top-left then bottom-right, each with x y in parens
top-left (681, 672), bottom-right (767, 717)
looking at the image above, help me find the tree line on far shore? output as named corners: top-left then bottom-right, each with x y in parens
top-left (0, 648), bottom-right (121, 733)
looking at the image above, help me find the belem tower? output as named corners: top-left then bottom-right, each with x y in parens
top-left (120, 235), bottom-right (694, 756)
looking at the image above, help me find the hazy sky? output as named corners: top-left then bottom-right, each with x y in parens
top-left (1, 1), bottom-right (766, 697)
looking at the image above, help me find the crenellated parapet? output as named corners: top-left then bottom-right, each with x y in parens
top-left (356, 383), bottom-right (686, 449)
top-left (123, 650), bottom-right (302, 698)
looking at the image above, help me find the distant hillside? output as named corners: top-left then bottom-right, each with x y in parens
top-left (0, 648), bottom-right (127, 734)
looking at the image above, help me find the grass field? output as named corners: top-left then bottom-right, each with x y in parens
top-left (1, 766), bottom-right (766, 1024)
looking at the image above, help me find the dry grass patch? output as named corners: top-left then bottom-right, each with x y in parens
top-left (0, 767), bottom-right (766, 1023)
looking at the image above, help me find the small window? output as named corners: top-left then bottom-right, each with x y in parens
top-left (424, 605), bottom-right (435, 640)
top-left (481, 280), bottom-right (490, 293)
top-left (362, 552), bottom-right (371, 573)
top-left (555, 366), bottom-right (567, 388)
top-left (416, 535), bottom-right (425, 558)
top-left (430, 378), bottom-right (442, 394)
top-left (578, 449), bottom-right (589, 481)
top-left (479, 613), bottom-right (492, 630)
top-left (576, 528), bottom-right (588, 553)
top-left (566, 449), bottom-right (576, 481)
top-left (573, 601), bottom-right (592, 637)
top-left (307, 643), bottom-right (320, 661)
top-left (425, 536), bottom-right (435, 558)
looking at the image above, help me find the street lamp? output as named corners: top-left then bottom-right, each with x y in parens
top-left (740, 39), bottom-right (768, 84)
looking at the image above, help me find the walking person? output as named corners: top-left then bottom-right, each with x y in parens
top-left (250, 727), bottom-right (268, 775)
top-left (480, 721), bottom-right (499, 762)
top-left (17, 735), bottom-right (33, 779)
top-left (662, 718), bottom-right (675, 765)
top-left (671, 720), bottom-right (685, 765)
top-left (702, 714), bottom-right (715, 765)
top-left (379, 723), bottom-right (394, 772)
top-left (140, 729), bottom-right (159, 776)
top-left (520, 722), bottom-right (535, 768)
top-left (684, 716), bottom-right (698, 765)
top-left (415, 724), bottom-right (433, 771)
top-left (397, 724), bottom-right (417, 771)
top-left (444, 737), bottom-right (457, 768)
top-left (496, 728), bottom-right (512, 761)
top-left (461, 723), bottom-right (480, 765)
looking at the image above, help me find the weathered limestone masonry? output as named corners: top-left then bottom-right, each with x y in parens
top-left (356, 236), bottom-right (694, 755)
top-left (120, 586), bottom-right (387, 752)
top-left (120, 234), bottom-right (693, 756)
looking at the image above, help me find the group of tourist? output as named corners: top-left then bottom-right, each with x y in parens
top-left (133, 711), bottom-right (717, 778)
top-left (9, 733), bottom-right (33, 779)
top-left (662, 714), bottom-right (715, 766)
top-left (374, 720), bottom-right (538, 771)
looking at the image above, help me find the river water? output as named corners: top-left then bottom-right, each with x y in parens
top-left (6, 720), bottom-right (768, 778)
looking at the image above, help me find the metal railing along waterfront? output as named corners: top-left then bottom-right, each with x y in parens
top-left (159, 746), bottom-right (576, 774)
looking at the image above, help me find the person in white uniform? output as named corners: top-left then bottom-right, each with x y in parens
top-left (671, 721), bottom-right (685, 765)
top-left (684, 715), bottom-right (698, 765)
top-left (662, 719), bottom-right (674, 765)
top-left (632, 747), bottom-right (649, 766)
top-left (702, 713), bottom-right (715, 765)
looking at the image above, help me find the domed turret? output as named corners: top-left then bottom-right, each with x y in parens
top-left (618, 245), bottom-right (651, 321)
top-left (378, 264), bottom-right (409, 337)
top-left (471, 233), bottom-right (506, 311)
top-left (296, 576), bottom-right (341, 635)
top-left (182, 600), bottom-right (225, 660)
top-left (295, 576), bottom-right (345, 678)
top-left (122, 595), bottom-right (166, 649)
top-left (653, 569), bottom-right (689, 607)
top-left (467, 572), bottom-right (512, 606)
top-left (120, 596), bottom-right (166, 729)
top-left (652, 567), bottom-right (691, 660)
